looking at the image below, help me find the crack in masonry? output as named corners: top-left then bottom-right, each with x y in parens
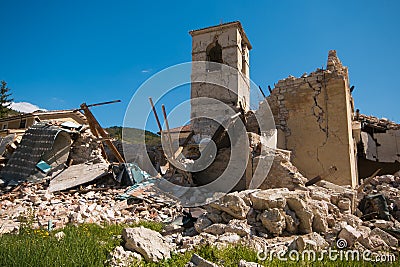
top-left (305, 75), bottom-right (330, 172)
top-left (305, 78), bottom-right (329, 146)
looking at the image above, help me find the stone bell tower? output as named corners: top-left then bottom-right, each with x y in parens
top-left (189, 21), bottom-right (252, 140)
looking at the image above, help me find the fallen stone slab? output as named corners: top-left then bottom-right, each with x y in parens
top-left (194, 215), bottom-right (213, 233)
top-left (338, 225), bottom-right (361, 248)
top-left (210, 192), bottom-right (250, 220)
top-left (48, 162), bottom-right (109, 192)
top-left (107, 246), bottom-right (142, 267)
top-left (250, 189), bottom-right (287, 210)
top-left (122, 226), bottom-right (172, 262)
top-left (260, 208), bottom-right (286, 236)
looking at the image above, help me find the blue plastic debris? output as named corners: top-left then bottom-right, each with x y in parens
top-left (36, 160), bottom-right (52, 174)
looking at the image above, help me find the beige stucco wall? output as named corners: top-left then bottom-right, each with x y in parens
top-left (264, 51), bottom-right (358, 187)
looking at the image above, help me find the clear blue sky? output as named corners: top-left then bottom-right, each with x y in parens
top-left (1, 0), bottom-right (399, 132)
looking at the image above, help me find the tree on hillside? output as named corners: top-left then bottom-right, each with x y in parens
top-left (0, 80), bottom-right (14, 118)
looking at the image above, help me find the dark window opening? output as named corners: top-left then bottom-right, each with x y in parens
top-left (241, 43), bottom-right (247, 75)
top-left (241, 54), bottom-right (246, 75)
top-left (19, 119), bottom-right (26, 129)
top-left (206, 41), bottom-right (222, 71)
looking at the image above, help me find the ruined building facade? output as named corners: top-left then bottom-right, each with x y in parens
top-left (188, 22), bottom-right (400, 188)
top-left (265, 51), bottom-right (358, 187)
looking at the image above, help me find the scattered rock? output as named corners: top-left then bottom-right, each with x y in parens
top-left (225, 219), bottom-right (251, 237)
top-left (294, 233), bottom-right (329, 251)
top-left (122, 227), bottom-right (172, 262)
top-left (54, 231), bottom-right (65, 241)
top-left (194, 215), bottom-right (213, 233)
top-left (285, 197), bottom-right (313, 234)
top-left (203, 224), bottom-right (226, 236)
top-left (250, 189), bottom-right (287, 210)
top-left (107, 246), bottom-right (142, 267)
top-left (210, 193), bottom-right (250, 220)
top-left (338, 225), bottom-right (361, 247)
top-left (238, 260), bottom-right (261, 267)
top-left (217, 232), bottom-right (241, 244)
top-left (370, 227), bottom-right (398, 247)
top-left (260, 208), bottom-right (286, 236)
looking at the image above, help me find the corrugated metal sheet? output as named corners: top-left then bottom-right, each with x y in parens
top-left (0, 123), bottom-right (71, 183)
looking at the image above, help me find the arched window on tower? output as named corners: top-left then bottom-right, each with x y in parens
top-left (206, 41), bottom-right (222, 71)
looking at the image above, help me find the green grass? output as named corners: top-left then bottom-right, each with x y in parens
top-left (0, 222), bottom-right (398, 267)
top-left (105, 126), bottom-right (161, 145)
top-left (0, 221), bottom-right (163, 267)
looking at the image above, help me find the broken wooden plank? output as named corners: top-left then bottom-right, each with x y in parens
top-left (48, 162), bottom-right (109, 192)
top-left (80, 103), bottom-right (125, 163)
top-left (357, 168), bottom-right (382, 193)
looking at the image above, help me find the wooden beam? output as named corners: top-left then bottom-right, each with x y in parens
top-left (161, 105), bottom-right (174, 159)
top-left (149, 97), bottom-right (162, 133)
top-left (80, 103), bottom-right (125, 163)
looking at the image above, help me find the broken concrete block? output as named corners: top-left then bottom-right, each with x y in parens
top-left (373, 219), bottom-right (394, 230)
top-left (309, 200), bottom-right (329, 233)
top-left (284, 209), bottom-right (300, 234)
top-left (341, 213), bottom-right (363, 228)
top-left (225, 219), bottom-right (251, 237)
top-left (122, 226), bottom-right (172, 262)
top-left (250, 189), bottom-right (287, 210)
top-left (203, 224), bottom-right (226, 236)
top-left (285, 197), bottom-right (313, 234)
top-left (260, 208), bottom-right (286, 236)
top-left (370, 228), bottom-right (398, 247)
top-left (338, 225), bottom-right (361, 248)
top-left (217, 232), bottom-right (241, 244)
top-left (295, 233), bottom-right (329, 251)
top-left (185, 253), bottom-right (219, 267)
top-left (337, 198), bottom-right (352, 212)
top-left (108, 246), bottom-right (142, 267)
top-left (194, 215), bottom-right (213, 233)
top-left (210, 193), bottom-right (250, 220)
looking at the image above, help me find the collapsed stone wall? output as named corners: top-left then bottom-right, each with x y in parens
top-left (263, 50), bottom-right (358, 187)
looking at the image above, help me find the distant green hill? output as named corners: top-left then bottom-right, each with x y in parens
top-left (105, 126), bottom-right (161, 145)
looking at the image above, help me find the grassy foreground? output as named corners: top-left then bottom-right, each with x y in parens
top-left (0, 222), bottom-right (397, 266)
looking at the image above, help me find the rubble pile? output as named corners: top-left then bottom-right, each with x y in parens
top-left (110, 174), bottom-right (400, 265)
top-left (356, 114), bottom-right (400, 130)
top-left (69, 128), bottom-right (108, 165)
top-left (0, 181), bottom-right (181, 234)
top-left (358, 174), bottom-right (400, 221)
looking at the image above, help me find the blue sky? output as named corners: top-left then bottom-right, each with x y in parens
top-left (1, 0), bottom-right (399, 132)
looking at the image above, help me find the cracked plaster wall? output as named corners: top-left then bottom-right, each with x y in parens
top-left (264, 51), bottom-right (358, 187)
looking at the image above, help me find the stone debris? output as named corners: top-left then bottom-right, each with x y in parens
top-left (238, 260), bottom-right (262, 267)
top-left (107, 245), bottom-right (142, 267)
top-left (122, 226), bottom-right (173, 262)
top-left (0, 181), bottom-right (181, 234)
top-left (54, 231), bottom-right (65, 241)
top-left (358, 174), bottom-right (400, 221)
top-left (185, 253), bottom-right (220, 267)
top-left (161, 180), bottom-right (400, 257)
